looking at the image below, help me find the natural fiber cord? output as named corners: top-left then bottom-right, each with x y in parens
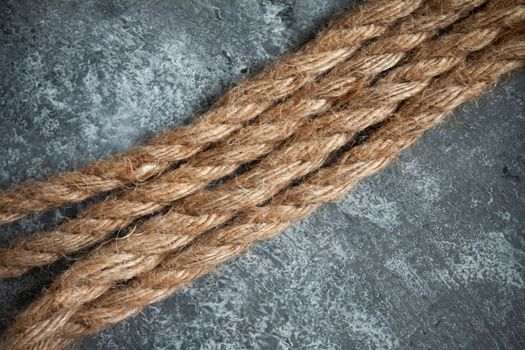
top-left (0, 0), bottom-right (421, 225)
top-left (1, 1), bottom-right (524, 349)
top-left (2, 3), bottom-right (523, 349)
top-left (0, 0), bottom-right (490, 280)
top-left (4, 33), bottom-right (524, 350)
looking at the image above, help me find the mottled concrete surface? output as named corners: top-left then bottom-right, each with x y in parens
top-left (0, 0), bottom-right (524, 349)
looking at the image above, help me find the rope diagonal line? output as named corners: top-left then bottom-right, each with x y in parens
top-left (4, 3), bottom-right (523, 348)
top-left (7, 31), bottom-right (525, 350)
top-left (0, 0), bottom-right (423, 226)
top-left (0, 0), bottom-right (487, 280)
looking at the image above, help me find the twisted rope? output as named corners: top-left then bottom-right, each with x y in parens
top-left (4, 3), bottom-right (522, 348)
top-left (7, 31), bottom-right (525, 350)
top-left (0, 0), bottom-right (422, 225)
top-left (0, 0), bottom-right (485, 280)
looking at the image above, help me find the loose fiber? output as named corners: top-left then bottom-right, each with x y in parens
top-left (0, 0), bottom-right (487, 280)
top-left (3, 3), bottom-right (522, 348)
top-left (5, 32), bottom-right (524, 350)
top-left (0, 0), bottom-right (422, 225)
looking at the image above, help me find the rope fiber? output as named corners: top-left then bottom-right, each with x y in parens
top-left (0, 0), bottom-right (523, 348)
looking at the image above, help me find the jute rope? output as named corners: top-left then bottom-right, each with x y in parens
top-left (3, 3), bottom-right (523, 349)
top-left (4, 31), bottom-right (524, 350)
top-left (0, 0), bottom-right (422, 225)
top-left (0, 0), bottom-right (487, 280)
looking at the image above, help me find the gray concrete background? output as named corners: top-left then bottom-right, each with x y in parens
top-left (0, 0), bottom-right (524, 349)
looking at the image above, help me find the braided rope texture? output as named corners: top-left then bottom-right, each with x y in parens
top-left (2, 1), bottom-right (524, 348)
top-left (0, 0), bottom-right (489, 280)
top-left (0, 0), bottom-right (424, 225)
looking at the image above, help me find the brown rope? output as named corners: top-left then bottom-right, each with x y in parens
top-left (3, 5), bottom-right (523, 349)
top-left (0, 0), bottom-right (422, 225)
top-left (0, 0), bottom-right (486, 280)
top-left (5, 31), bottom-right (524, 350)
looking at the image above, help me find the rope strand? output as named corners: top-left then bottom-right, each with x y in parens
top-left (0, 0), bottom-right (486, 280)
top-left (7, 32), bottom-right (524, 350)
top-left (0, 0), bottom-right (422, 225)
top-left (4, 3), bottom-right (522, 348)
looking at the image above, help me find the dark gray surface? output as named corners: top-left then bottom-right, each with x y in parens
top-left (0, 1), bottom-right (524, 349)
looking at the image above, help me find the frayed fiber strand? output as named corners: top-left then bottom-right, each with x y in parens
top-left (0, 0), bottom-right (422, 225)
top-left (0, 0), bottom-right (494, 280)
top-left (1, 0), bottom-right (524, 349)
